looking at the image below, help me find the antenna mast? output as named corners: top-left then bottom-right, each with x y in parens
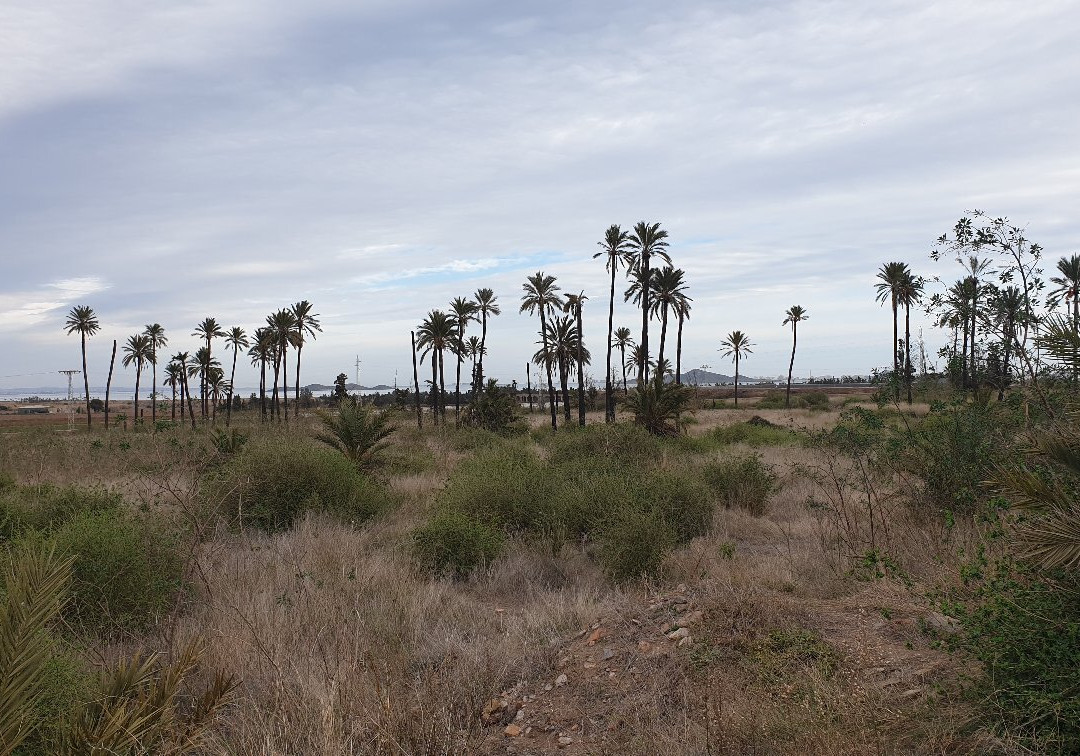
top-left (58, 369), bottom-right (80, 426)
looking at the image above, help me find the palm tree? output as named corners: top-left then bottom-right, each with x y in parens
top-left (990, 286), bottom-right (1024, 400)
top-left (207, 366), bottom-right (228, 424)
top-left (415, 310), bottom-right (457, 424)
top-left (224, 327), bottom-right (249, 427)
top-left (290, 301), bottom-right (322, 418)
top-left (520, 271), bottom-right (564, 431)
top-left (626, 221), bottom-right (671, 385)
top-left (962, 255), bottom-right (993, 390)
top-left (192, 318), bottom-right (225, 418)
top-left (163, 360), bottom-right (180, 420)
top-left (782, 306), bottom-right (808, 408)
top-left (673, 292), bottom-right (692, 385)
top-left (612, 327), bottom-right (635, 395)
top-left (314, 398), bottom-right (396, 469)
top-left (874, 262), bottom-right (909, 401)
top-left (719, 331), bottom-right (753, 407)
top-left (897, 273), bottom-right (924, 404)
top-left (143, 324), bottom-right (167, 425)
top-left (191, 347), bottom-right (222, 423)
top-left (472, 288), bottom-right (500, 392)
top-left (63, 306), bottom-right (99, 429)
top-left (248, 328), bottom-right (274, 421)
top-left (450, 296), bottom-right (479, 417)
top-left (594, 224), bottom-right (632, 421)
top-left (172, 351), bottom-right (197, 429)
top-left (121, 333), bottom-right (153, 426)
top-left (537, 315), bottom-right (590, 425)
top-left (649, 266), bottom-right (688, 377)
top-left (564, 291), bottom-right (589, 426)
top-left (1049, 254), bottom-right (1080, 329)
top-left (267, 309), bottom-right (298, 421)
top-left (464, 335), bottom-right (484, 391)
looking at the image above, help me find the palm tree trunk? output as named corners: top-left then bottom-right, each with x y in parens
top-left (183, 368), bottom-right (196, 430)
top-left (658, 304), bottom-right (670, 379)
top-left (171, 381), bottom-right (176, 420)
top-left (438, 348), bottom-right (447, 422)
top-left (970, 289), bottom-right (978, 389)
top-left (786, 325), bottom-right (797, 409)
top-left (675, 313), bottom-right (684, 386)
top-left (892, 295), bottom-right (899, 402)
top-left (576, 308), bottom-right (586, 427)
top-left (526, 363), bottom-right (533, 412)
top-left (961, 317), bottom-right (970, 390)
top-left (478, 313), bottom-right (488, 393)
top-left (1000, 317), bottom-right (1013, 402)
top-left (227, 348), bottom-right (238, 427)
top-left (605, 264), bottom-right (616, 422)
top-left (133, 361), bottom-right (142, 426)
top-left (294, 343), bottom-right (303, 419)
top-left (411, 332), bottom-right (423, 429)
top-left (271, 352), bottom-right (281, 422)
top-left (455, 328), bottom-right (463, 420)
top-left (150, 346), bottom-right (157, 425)
top-left (281, 346), bottom-right (289, 422)
top-left (105, 340), bottom-right (116, 429)
top-left (259, 358), bottom-right (267, 421)
top-left (203, 337), bottom-right (210, 418)
top-left (539, 309), bottom-right (557, 431)
top-left (620, 345), bottom-right (628, 395)
top-left (560, 357), bottom-right (571, 424)
top-left (81, 333), bottom-right (92, 429)
top-left (905, 302), bottom-right (913, 405)
top-left (734, 353), bottom-right (740, 408)
top-left (640, 253), bottom-right (651, 385)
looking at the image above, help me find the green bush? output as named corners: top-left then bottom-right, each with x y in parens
top-left (0, 484), bottom-right (123, 542)
top-left (701, 454), bottom-right (777, 515)
top-left (204, 438), bottom-right (388, 532)
top-left (412, 511), bottom-right (504, 577)
top-left (0, 470), bottom-right (15, 492)
top-left (14, 645), bottom-right (93, 755)
top-left (461, 380), bottom-right (525, 434)
top-left (50, 509), bottom-right (183, 633)
top-left (543, 423), bottom-right (663, 471)
top-left (755, 389), bottom-right (830, 411)
top-left (597, 507), bottom-right (675, 581)
top-left (707, 422), bottom-right (799, 447)
top-left (943, 555), bottom-right (1080, 752)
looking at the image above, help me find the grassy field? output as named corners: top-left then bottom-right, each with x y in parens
top-left (0, 393), bottom-right (1069, 754)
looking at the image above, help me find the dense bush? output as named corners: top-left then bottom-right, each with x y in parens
top-left (701, 454), bottom-right (778, 516)
top-left (461, 380), bottom-right (525, 434)
top-left (543, 423), bottom-right (663, 471)
top-left (596, 507), bottom-right (675, 581)
top-left (0, 484), bottom-right (122, 541)
top-left (412, 511), bottom-right (504, 576)
top-left (203, 438), bottom-right (388, 532)
top-left (755, 390), bottom-right (831, 411)
top-left (707, 421), bottom-right (800, 447)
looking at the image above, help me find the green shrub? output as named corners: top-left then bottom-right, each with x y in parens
top-left (0, 470), bottom-right (15, 492)
top-left (754, 389), bottom-right (830, 411)
top-left (204, 438), bottom-right (388, 532)
top-left (0, 485), bottom-right (123, 542)
top-left (50, 509), bottom-right (183, 633)
top-left (701, 454), bottom-right (777, 515)
top-left (639, 471), bottom-right (714, 542)
top-left (544, 423), bottom-right (663, 471)
top-left (412, 511), bottom-right (504, 577)
top-left (14, 645), bottom-right (93, 755)
top-left (622, 378), bottom-right (693, 437)
top-left (461, 380), bottom-right (525, 434)
top-left (597, 507), bottom-right (675, 581)
top-left (707, 422), bottom-right (799, 447)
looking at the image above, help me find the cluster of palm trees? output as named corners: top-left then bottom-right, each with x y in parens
top-left (63, 301), bottom-right (320, 430)
top-left (875, 262), bottom-right (925, 404)
top-left (413, 289), bottom-right (500, 425)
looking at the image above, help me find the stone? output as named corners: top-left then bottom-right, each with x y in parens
top-left (924, 612), bottom-right (961, 635)
top-left (637, 640), bottom-right (652, 654)
top-left (558, 736), bottom-right (574, 747)
top-left (555, 673), bottom-right (569, 687)
top-left (601, 646), bottom-right (615, 661)
top-left (482, 698), bottom-right (508, 725)
top-left (668, 627), bottom-right (690, 641)
top-left (675, 610), bottom-right (704, 628)
top-left (677, 634), bottom-right (694, 647)
top-left (586, 627), bottom-right (608, 645)
top-left (504, 724), bottom-right (522, 737)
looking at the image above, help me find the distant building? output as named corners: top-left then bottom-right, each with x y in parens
top-left (16, 405), bottom-right (49, 414)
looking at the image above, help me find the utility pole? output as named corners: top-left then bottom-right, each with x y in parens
top-left (58, 369), bottom-right (80, 427)
top-left (355, 355), bottom-right (361, 387)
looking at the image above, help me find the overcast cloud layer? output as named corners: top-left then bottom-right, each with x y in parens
top-left (3, 0), bottom-right (1079, 391)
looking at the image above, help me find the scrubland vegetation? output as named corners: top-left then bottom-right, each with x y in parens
top-left (2, 380), bottom-right (1079, 755)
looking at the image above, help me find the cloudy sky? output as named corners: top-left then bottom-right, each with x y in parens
top-left (3, 0), bottom-right (1079, 391)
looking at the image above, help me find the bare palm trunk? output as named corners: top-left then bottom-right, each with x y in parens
top-left (620, 344), bottom-right (628, 395)
top-left (430, 354), bottom-right (439, 424)
top-left (605, 264), bottom-right (616, 422)
top-left (133, 361), bottom-right (142, 426)
top-left (785, 325), bottom-right (797, 409)
top-left (455, 328), bottom-right (464, 420)
top-left (259, 358), bottom-right (267, 421)
top-left (1000, 317), bottom-right (1014, 402)
top-left (281, 347), bottom-right (289, 422)
top-left (657, 304), bottom-right (669, 379)
top-left (540, 309), bottom-right (558, 431)
top-left (150, 346), bottom-right (157, 425)
top-left (675, 313), bottom-right (684, 386)
top-left (576, 308), bottom-right (586, 426)
top-left (81, 333), bottom-right (92, 429)
top-left (104, 339), bottom-right (116, 429)
top-left (477, 313), bottom-right (488, 393)
top-left (961, 315), bottom-right (969, 390)
top-left (271, 352), bottom-right (281, 422)
top-left (734, 353), bottom-right (740, 408)
top-left (970, 288), bottom-right (978, 390)
top-left (411, 331), bottom-right (423, 429)
top-left (203, 337), bottom-right (210, 418)
top-left (905, 302), bottom-right (913, 405)
top-left (438, 348), bottom-right (447, 422)
top-left (227, 348), bottom-right (238, 427)
top-left (183, 368), bottom-right (196, 430)
top-left (526, 363), bottom-right (533, 412)
top-left (560, 357), bottom-right (571, 424)
top-left (294, 343), bottom-right (303, 419)
top-left (640, 254), bottom-right (651, 385)
top-left (171, 381), bottom-right (176, 420)
top-left (892, 295), bottom-right (899, 402)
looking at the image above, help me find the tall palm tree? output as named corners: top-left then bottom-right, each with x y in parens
top-left (267, 309), bottom-right (298, 421)
top-left (538, 315), bottom-right (590, 425)
top-left (594, 224), bottom-right (632, 422)
top-left (612, 327), bottom-right (635, 395)
top-left (874, 262), bottom-right (909, 401)
top-left (673, 290), bottom-right (693, 385)
top-left (962, 255), bottom-right (993, 390)
top-left (416, 310), bottom-right (457, 424)
top-left (520, 271), bottom-right (564, 431)
top-left (564, 291), bottom-right (589, 426)
top-left (719, 330), bottom-right (753, 407)
top-left (897, 273), bottom-right (924, 404)
top-left (143, 324), bottom-right (167, 425)
top-left (623, 265), bottom-right (654, 382)
top-left (1049, 254), bottom-right (1080, 329)
top-left (163, 360), bottom-right (180, 420)
top-left (472, 288), bottom-right (500, 392)
top-left (224, 326), bottom-right (249, 427)
top-left (626, 221), bottom-right (671, 385)
top-left (248, 328), bottom-right (274, 421)
top-left (782, 306), bottom-right (808, 409)
top-left (990, 286), bottom-right (1024, 400)
top-left (121, 333), bottom-right (153, 426)
top-left (464, 335), bottom-right (484, 391)
top-left (290, 301), bottom-right (322, 418)
top-left (63, 305), bottom-right (99, 429)
top-left (649, 266), bottom-right (688, 377)
top-left (449, 296), bottom-right (478, 417)
top-left (207, 366), bottom-right (228, 424)
top-left (192, 318), bottom-right (225, 418)
top-left (172, 351), bottom-right (197, 430)
top-left (192, 346), bottom-right (222, 423)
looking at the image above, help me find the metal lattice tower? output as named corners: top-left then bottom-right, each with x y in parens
top-left (58, 370), bottom-right (80, 425)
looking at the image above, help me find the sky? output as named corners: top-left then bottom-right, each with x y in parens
top-left (2, 0), bottom-right (1079, 391)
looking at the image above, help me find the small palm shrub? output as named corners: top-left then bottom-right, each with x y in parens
top-left (314, 399), bottom-right (395, 469)
top-left (701, 454), bottom-right (778, 515)
top-left (210, 427), bottom-right (248, 455)
top-left (412, 511), bottom-right (504, 577)
top-left (203, 438), bottom-right (388, 532)
top-left (622, 377), bottom-right (692, 437)
top-left (461, 380), bottom-right (524, 434)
